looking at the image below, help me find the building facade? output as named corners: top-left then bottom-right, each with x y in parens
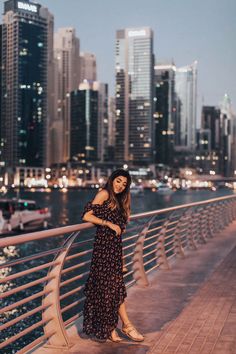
top-left (1, 0), bottom-right (53, 168)
top-left (52, 27), bottom-right (80, 164)
top-left (93, 82), bottom-right (109, 162)
top-left (195, 106), bottom-right (221, 174)
top-left (175, 61), bottom-right (197, 151)
top-left (154, 63), bottom-right (176, 165)
top-left (80, 52), bottom-right (97, 83)
top-left (231, 112), bottom-right (236, 176)
top-left (70, 83), bottom-right (98, 162)
top-left (115, 27), bottom-right (154, 165)
top-left (220, 94), bottom-right (233, 176)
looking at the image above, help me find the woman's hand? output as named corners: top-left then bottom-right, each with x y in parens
top-left (106, 221), bottom-right (122, 236)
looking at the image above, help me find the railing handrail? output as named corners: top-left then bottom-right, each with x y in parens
top-left (131, 194), bottom-right (236, 220)
top-left (0, 194), bottom-right (235, 248)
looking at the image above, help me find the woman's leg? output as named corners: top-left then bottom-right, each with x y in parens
top-left (110, 302), bottom-right (129, 340)
top-left (118, 301), bottom-right (130, 325)
top-left (118, 301), bottom-right (144, 341)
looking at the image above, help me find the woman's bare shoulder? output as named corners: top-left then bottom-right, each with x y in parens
top-left (92, 189), bottom-right (109, 205)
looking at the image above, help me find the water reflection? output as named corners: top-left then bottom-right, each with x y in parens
top-left (58, 190), bottom-right (69, 226)
top-left (6, 188), bottom-right (234, 228)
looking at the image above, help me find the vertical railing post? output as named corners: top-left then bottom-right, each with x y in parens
top-left (211, 203), bottom-right (218, 235)
top-left (222, 202), bottom-right (228, 228)
top-left (229, 200), bottom-right (234, 222)
top-left (233, 199), bottom-right (236, 219)
top-left (216, 202), bottom-right (224, 231)
top-left (226, 201), bottom-right (232, 224)
top-left (233, 200), bottom-right (236, 219)
top-left (132, 219), bottom-right (154, 287)
top-left (173, 212), bottom-right (185, 259)
top-left (199, 207), bottom-right (207, 244)
top-left (156, 218), bottom-right (171, 270)
top-left (187, 209), bottom-right (198, 250)
top-left (206, 205), bottom-right (214, 238)
top-left (42, 233), bottom-right (78, 349)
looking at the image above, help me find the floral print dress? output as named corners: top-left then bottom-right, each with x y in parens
top-left (82, 200), bottom-right (127, 340)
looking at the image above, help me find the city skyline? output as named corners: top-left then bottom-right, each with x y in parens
top-left (0, 0), bottom-right (234, 119)
top-left (0, 0), bottom-right (235, 178)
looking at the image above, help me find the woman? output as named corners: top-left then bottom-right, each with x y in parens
top-left (82, 169), bottom-right (144, 342)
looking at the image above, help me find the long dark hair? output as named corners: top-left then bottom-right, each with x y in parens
top-left (104, 169), bottom-right (131, 221)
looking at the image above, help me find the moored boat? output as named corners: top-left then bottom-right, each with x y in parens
top-left (0, 198), bottom-right (51, 234)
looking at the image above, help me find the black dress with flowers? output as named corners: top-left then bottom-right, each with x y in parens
top-left (82, 200), bottom-right (127, 340)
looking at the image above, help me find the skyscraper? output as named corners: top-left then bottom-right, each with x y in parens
top-left (52, 28), bottom-right (80, 164)
top-left (231, 112), bottom-right (236, 176)
top-left (175, 61), bottom-right (197, 151)
top-left (201, 106), bottom-right (221, 152)
top-left (220, 94), bottom-right (233, 176)
top-left (70, 82), bottom-right (98, 162)
top-left (1, 0), bottom-right (54, 168)
top-left (93, 82), bottom-right (108, 162)
top-left (154, 63), bottom-right (176, 165)
top-left (80, 52), bottom-right (97, 83)
top-left (108, 97), bottom-right (116, 147)
top-left (115, 27), bottom-right (154, 165)
top-left (200, 106), bottom-right (221, 174)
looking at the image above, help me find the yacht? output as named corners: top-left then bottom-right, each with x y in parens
top-left (0, 198), bottom-right (51, 234)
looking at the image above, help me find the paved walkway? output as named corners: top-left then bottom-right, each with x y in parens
top-left (35, 221), bottom-right (236, 354)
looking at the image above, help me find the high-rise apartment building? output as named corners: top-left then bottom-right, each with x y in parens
top-left (115, 27), bottom-right (154, 165)
top-left (52, 28), bottom-right (80, 164)
top-left (70, 81), bottom-right (108, 163)
top-left (201, 106), bottom-right (221, 152)
top-left (198, 106), bottom-right (221, 174)
top-left (93, 82), bottom-right (108, 162)
top-left (1, 0), bottom-right (54, 168)
top-left (220, 94), bottom-right (233, 176)
top-left (108, 97), bottom-right (116, 145)
top-left (231, 112), bottom-right (236, 176)
top-left (80, 52), bottom-right (97, 83)
top-left (70, 82), bottom-right (98, 161)
top-left (197, 102), bottom-right (234, 176)
top-left (154, 63), bottom-right (176, 165)
top-left (175, 61), bottom-right (197, 151)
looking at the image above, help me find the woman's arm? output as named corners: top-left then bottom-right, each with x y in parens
top-left (82, 189), bottom-right (108, 225)
top-left (82, 189), bottom-right (121, 235)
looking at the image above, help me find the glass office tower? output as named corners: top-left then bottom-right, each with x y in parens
top-left (1, 0), bottom-right (53, 168)
top-left (175, 61), bottom-right (197, 151)
top-left (154, 63), bottom-right (176, 165)
top-left (53, 27), bottom-right (80, 164)
top-left (115, 27), bottom-right (154, 165)
top-left (70, 83), bottom-right (98, 162)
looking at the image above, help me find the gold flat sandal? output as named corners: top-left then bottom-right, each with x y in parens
top-left (121, 322), bottom-right (144, 342)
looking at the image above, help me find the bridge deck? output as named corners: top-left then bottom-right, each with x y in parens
top-left (34, 222), bottom-right (236, 354)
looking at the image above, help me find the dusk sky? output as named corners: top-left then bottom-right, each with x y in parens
top-left (1, 0), bottom-right (236, 120)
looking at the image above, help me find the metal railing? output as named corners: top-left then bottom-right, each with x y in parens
top-left (0, 195), bottom-right (236, 353)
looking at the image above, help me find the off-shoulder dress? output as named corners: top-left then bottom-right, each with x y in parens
top-left (82, 199), bottom-right (127, 340)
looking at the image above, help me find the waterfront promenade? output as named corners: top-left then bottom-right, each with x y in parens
top-left (35, 220), bottom-right (236, 354)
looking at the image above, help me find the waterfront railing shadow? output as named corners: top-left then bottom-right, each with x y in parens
top-left (0, 195), bottom-right (236, 353)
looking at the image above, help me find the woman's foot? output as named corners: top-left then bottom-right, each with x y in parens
top-left (121, 322), bottom-right (144, 342)
top-left (109, 329), bottom-right (122, 343)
